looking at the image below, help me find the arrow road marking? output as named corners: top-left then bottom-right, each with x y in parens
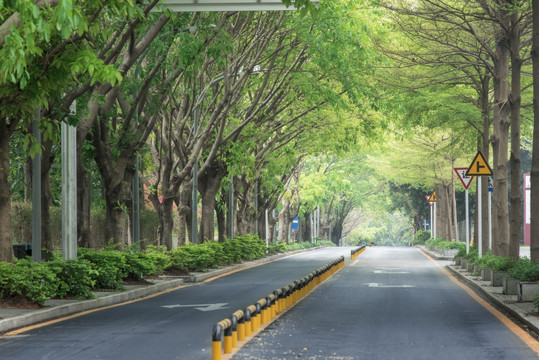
top-left (162, 303), bottom-right (229, 312)
top-left (373, 270), bottom-right (410, 274)
top-left (365, 283), bottom-right (415, 288)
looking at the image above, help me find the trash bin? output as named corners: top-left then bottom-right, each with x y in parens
top-left (13, 243), bottom-right (32, 259)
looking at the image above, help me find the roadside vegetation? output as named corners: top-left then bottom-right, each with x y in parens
top-left (0, 236), bottom-right (334, 306)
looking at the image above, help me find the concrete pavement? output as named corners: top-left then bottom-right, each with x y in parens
top-left (232, 247), bottom-right (538, 360)
top-left (421, 246), bottom-right (539, 335)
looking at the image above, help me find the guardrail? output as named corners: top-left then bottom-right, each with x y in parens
top-left (211, 256), bottom-right (345, 360)
top-left (350, 245), bottom-right (367, 260)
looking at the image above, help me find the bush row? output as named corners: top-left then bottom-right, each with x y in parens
top-left (1, 236), bottom-right (334, 305)
top-left (425, 238), bottom-right (466, 251)
top-left (457, 248), bottom-right (539, 282)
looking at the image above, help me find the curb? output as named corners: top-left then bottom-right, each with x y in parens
top-left (0, 278), bottom-right (184, 334)
top-left (417, 245), bottom-right (455, 261)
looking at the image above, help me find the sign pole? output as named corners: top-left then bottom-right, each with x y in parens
top-left (465, 151), bottom-right (492, 259)
top-left (454, 168), bottom-right (474, 254)
top-left (433, 202), bottom-right (437, 239)
top-left (430, 205), bottom-right (433, 236)
top-left (465, 188), bottom-right (470, 254)
top-left (478, 177), bottom-right (482, 258)
top-left (488, 176), bottom-right (493, 251)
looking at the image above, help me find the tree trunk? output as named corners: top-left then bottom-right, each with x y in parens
top-left (77, 155), bottom-right (92, 248)
top-left (304, 212), bottom-right (312, 242)
top-left (0, 119), bottom-right (13, 262)
top-left (278, 198), bottom-right (291, 242)
top-left (160, 199), bottom-right (175, 250)
top-left (491, 20), bottom-right (511, 257)
top-left (104, 196), bottom-right (127, 250)
top-left (445, 184), bottom-right (453, 241)
top-left (216, 199), bottom-right (226, 243)
top-left (531, 0), bottom-right (539, 262)
top-left (435, 184), bottom-right (450, 240)
top-left (40, 137), bottom-right (54, 260)
top-left (198, 163), bottom-right (226, 242)
top-left (177, 178), bottom-right (191, 247)
top-left (451, 169), bottom-right (459, 242)
top-left (509, 11), bottom-right (523, 259)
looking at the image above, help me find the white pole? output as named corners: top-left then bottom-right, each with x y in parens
top-left (433, 202), bottom-right (437, 239)
top-left (430, 204), bottom-right (433, 237)
top-left (478, 178), bottom-right (482, 258)
top-left (265, 209), bottom-right (269, 248)
top-left (488, 188), bottom-right (492, 251)
top-left (465, 189), bottom-right (470, 254)
top-left (61, 100), bottom-right (77, 260)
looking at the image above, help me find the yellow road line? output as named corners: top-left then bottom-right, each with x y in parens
top-left (418, 248), bottom-right (539, 355)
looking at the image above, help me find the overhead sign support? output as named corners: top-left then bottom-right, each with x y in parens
top-left (153, 0), bottom-right (319, 12)
top-left (465, 151), bottom-right (493, 258)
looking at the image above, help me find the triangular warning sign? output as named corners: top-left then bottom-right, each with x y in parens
top-left (465, 151), bottom-right (492, 176)
top-left (454, 168), bottom-right (474, 190)
top-left (428, 191), bottom-right (437, 202)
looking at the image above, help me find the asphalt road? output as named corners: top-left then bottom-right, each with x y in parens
top-left (0, 247), bottom-right (350, 360)
top-left (232, 247), bottom-right (538, 360)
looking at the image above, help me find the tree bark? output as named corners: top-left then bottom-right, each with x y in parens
top-left (77, 154), bottom-right (92, 248)
top-left (40, 137), bottom-right (54, 260)
top-left (177, 178), bottom-right (192, 247)
top-left (491, 17), bottom-right (511, 257)
top-left (0, 118), bottom-right (14, 262)
top-left (198, 162), bottom-right (226, 242)
top-left (509, 10), bottom-right (523, 259)
top-left (531, 0), bottom-right (539, 262)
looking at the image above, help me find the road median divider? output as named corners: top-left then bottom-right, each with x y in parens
top-left (211, 255), bottom-right (345, 360)
top-left (351, 245), bottom-right (367, 260)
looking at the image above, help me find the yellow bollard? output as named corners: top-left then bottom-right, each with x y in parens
top-left (212, 341), bottom-right (222, 360)
top-left (238, 322), bottom-right (245, 341)
top-left (224, 335), bottom-right (232, 354)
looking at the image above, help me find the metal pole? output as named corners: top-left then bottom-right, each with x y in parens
top-left (430, 204), bottom-right (433, 238)
top-left (62, 101), bottom-right (77, 260)
top-left (32, 108), bottom-right (41, 263)
top-left (488, 187), bottom-right (492, 251)
top-left (433, 202), bottom-right (437, 239)
top-left (265, 209), bottom-right (269, 247)
top-left (465, 189), bottom-right (470, 254)
top-left (228, 175), bottom-right (234, 239)
top-left (254, 182), bottom-right (258, 236)
top-left (192, 105), bottom-right (200, 244)
top-left (478, 178), bottom-right (482, 258)
top-left (132, 156), bottom-right (140, 250)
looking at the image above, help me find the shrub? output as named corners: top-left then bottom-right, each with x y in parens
top-left (464, 247), bottom-right (479, 263)
top-left (8, 259), bottom-right (58, 305)
top-left (479, 255), bottom-right (516, 272)
top-left (234, 235), bottom-right (266, 260)
top-left (268, 242), bottom-right (286, 255)
top-left (143, 245), bottom-right (173, 273)
top-left (78, 248), bottom-right (127, 290)
top-left (124, 252), bottom-right (157, 280)
top-left (414, 230), bottom-right (431, 245)
top-left (508, 258), bottom-right (539, 282)
top-left (44, 259), bottom-right (96, 299)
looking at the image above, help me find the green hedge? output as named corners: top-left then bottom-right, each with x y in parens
top-left (1, 236), bottom-right (332, 305)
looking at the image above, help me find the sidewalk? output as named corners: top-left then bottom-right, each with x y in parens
top-left (0, 249), bottom-right (305, 335)
top-left (420, 246), bottom-right (539, 335)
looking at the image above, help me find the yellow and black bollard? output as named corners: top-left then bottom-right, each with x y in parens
top-left (212, 319), bottom-right (232, 360)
